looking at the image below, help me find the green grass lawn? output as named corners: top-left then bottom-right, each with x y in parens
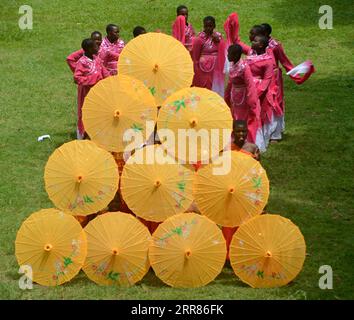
top-left (0, 0), bottom-right (353, 300)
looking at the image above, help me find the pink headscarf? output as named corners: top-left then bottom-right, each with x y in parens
top-left (172, 15), bottom-right (186, 44)
top-left (224, 12), bottom-right (240, 47)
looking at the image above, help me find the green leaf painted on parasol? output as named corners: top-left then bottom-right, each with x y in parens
top-left (252, 177), bottom-right (262, 189)
top-left (132, 123), bottom-right (143, 132)
top-left (63, 257), bottom-right (73, 268)
top-left (149, 87), bottom-right (156, 96)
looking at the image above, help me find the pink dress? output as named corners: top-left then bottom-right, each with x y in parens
top-left (268, 37), bottom-right (295, 115)
top-left (185, 23), bottom-right (196, 53)
top-left (246, 52), bottom-right (277, 125)
top-left (74, 55), bottom-right (110, 137)
top-left (66, 49), bottom-right (84, 73)
top-left (225, 60), bottom-right (263, 148)
top-left (98, 37), bottom-right (125, 76)
top-left (246, 52), bottom-right (278, 148)
top-left (192, 31), bottom-right (226, 97)
top-left (172, 16), bottom-right (196, 53)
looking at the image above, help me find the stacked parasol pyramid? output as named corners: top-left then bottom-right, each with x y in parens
top-left (15, 33), bottom-right (306, 289)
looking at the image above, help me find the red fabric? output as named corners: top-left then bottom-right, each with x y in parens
top-left (172, 16), bottom-right (195, 54)
top-left (172, 15), bottom-right (186, 44)
top-left (213, 38), bottom-right (227, 96)
top-left (237, 41), bottom-right (252, 55)
top-left (98, 37), bottom-right (125, 76)
top-left (66, 49), bottom-right (84, 73)
top-left (224, 12), bottom-right (240, 46)
top-left (222, 226), bottom-right (238, 260)
top-left (290, 63), bottom-right (315, 84)
top-left (268, 38), bottom-right (294, 113)
top-left (225, 60), bottom-right (261, 143)
top-left (268, 38), bottom-right (294, 72)
top-left (74, 55), bottom-right (109, 135)
top-left (138, 218), bottom-right (161, 234)
top-left (191, 161), bottom-right (202, 172)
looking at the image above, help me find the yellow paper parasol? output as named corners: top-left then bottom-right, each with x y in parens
top-left (83, 212), bottom-right (150, 286)
top-left (193, 151), bottom-right (269, 227)
top-left (82, 75), bottom-right (157, 153)
top-left (157, 87), bottom-right (233, 164)
top-left (15, 208), bottom-right (87, 286)
top-left (118, 32), bottom-right (194, 105)
top-left (120, 145), bottom-right (194, 222)
top-left (229, 214), bottom-right (306, 288)
top-left (149, 213), bottom-right (226, 288)
top-left (44, 140), bottom-right (118, 216)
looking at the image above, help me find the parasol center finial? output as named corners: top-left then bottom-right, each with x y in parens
top-left (154, 180), bottom-right (162, 188)
top-left (153, 64), bottom-right (159, 73)
top-left (189, 118), bottom-right (198, 128)
top-left (265, 250), bottom-right (272, 258)
top-left (112, 248), bottom-right (119, 255)
top-left (114, 110), bottom-right (121, 118)
top-left (185, 249), bottom-right (192, 259)
top-left (229, 187), bottom-right (235, 194)
top-left (44, 244), bottom-right (53, 252)
top-left (77, 175), bottom-right (83, 183)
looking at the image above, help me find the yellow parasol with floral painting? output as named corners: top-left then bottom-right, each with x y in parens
top-left (193, 151), bottom-right (269, 227)
top-left (44, 140), bottom-right (118, 216)
top-left (229, 214), bottom-right (306, 288)
top-left (15, 208), bottom-right (87, 286)
top-left (157, 87), bottom-right (233, 164)
top-left (83, 212), bottom-right (150, 286)
top-left (149, 213), bottom-right (226, 288)
top-left (82, 75), bottom-right (157, 153)
top-left (118, 32), bottom-right (194, 105)
top-left (120, 145), bottom-right (194, 222)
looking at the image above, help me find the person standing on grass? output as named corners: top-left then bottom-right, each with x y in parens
top-left (74, 39), bottom-right (110, 139)
top-left (261, 23), bottom-right (315, 143)
top-left (224, 44), bottom-right (265, 152)
top-left (172, 5), bottom-right (195, 54)
top-left (192, 16), bottom-right (226, 97)
top-left (66, 31), bottom-right (102, 73)
top-left (99, 24), bottom-right (125, 76)
top-left (246, 35), bottom-right (278, 150)
top-left (133, 26), bottom-right (147, 38)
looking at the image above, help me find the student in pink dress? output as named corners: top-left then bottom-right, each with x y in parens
top-left (192, 16), bottom-right (226, 97)
top-left (99, 24), bottom-right (125, 76)
top-left (172, 5), bottom-right (195, 53)
top-left (74, 39), bottom-right (110, 139)
top-left (261, 23), bottom-right (314, 143)
top-left (66, 31), bottom-right (102, 73)
top-left (246, 35), bottom-right (278, 149)
top-left (224, 44), bottom-right (265, 151)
